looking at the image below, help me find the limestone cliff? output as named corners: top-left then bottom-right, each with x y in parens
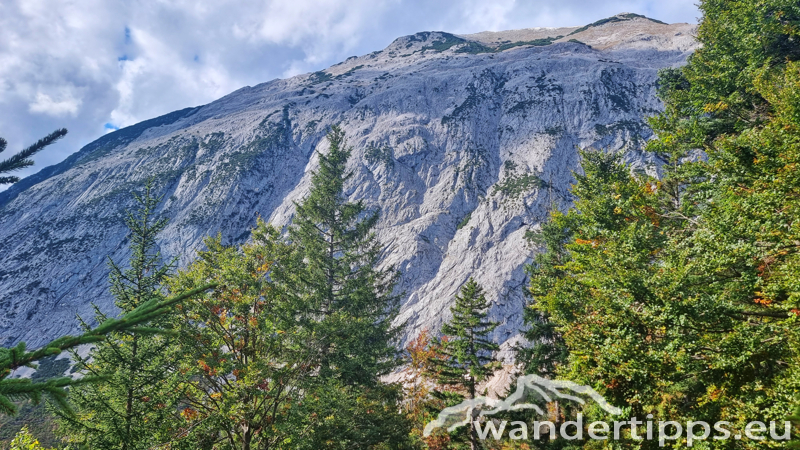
top-left (0, 14), bottom-right (696, 357)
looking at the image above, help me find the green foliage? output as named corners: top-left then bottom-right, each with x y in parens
top-left (0, 401), bottom-right (59, 447)
top-left (56, 180), bottom-right (186, 449)
top-left (308, 71), bottom-right (334, 85)
top-left (433, 279), bottom-right (500, 397)
top-left (0, 286), bottom-right (212, 417)
top-left (7, 426), bottom-right (55, 450)
top-left (165, 222), bottom-right (312, 449)
top-left (29, 357), bottom-right (68, 382)
top-left (336, 65), bottom-right (364, 79)
top-left (421, 33), bottom-right (467, 52)
top-left (456, 212), bottom-right (472, 230)
top-left (790, 402), bottom-right (800, 448)
top-left (493, 36), bottom-right (564, 52)
top-left (287, 125), bottom-right (410, 447)
top-left (517, 212), bottom-right (573, 379)
top-left (492, 173), bottom-right (544, 201)
top-left (428, 279), bottom-right (501, 449)
top-left (453, 41), bottom-right (493, 54)
top-left (0, 129), bottom-right (67, 185)
top-left (289, 125), bottom-right (402, 386)
top-left (414, 31), bottom-right (564, 57)
top-left (365, 143), bottom-right (395, 169)
top-left (647, 0), bottom-right (800, 152)
top-left (568, 13), bottom-right (665, 36)
top-left (156, 126), bottom-right (410, 448)
top-left (518, 3), bottom-right (800, 447)
top-left (290, 380), bottom-right (413, 450)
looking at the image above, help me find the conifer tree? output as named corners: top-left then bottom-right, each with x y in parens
top-left (289, 124), bottom-right (401, 385)
top-left (0, 129), bottom-right (67, 185)
top-left (56, 180), bottom-right (184, 449)
top-left (0, 283), bottom-right (211, 417)
top-left (517, 215), bottom-right (571, 378)
top-left (285, 125), bottom-right (411, 448)
top-left (429, 278), bottom-right (500, 450)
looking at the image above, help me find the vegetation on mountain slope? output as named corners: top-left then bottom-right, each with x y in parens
top-left (4, 1), bottom-right (800, 448)
top-left (521, 0), bottom-right (800, 448)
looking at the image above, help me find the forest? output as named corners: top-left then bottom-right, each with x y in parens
top-left (1, 0), bottom-right (800, 448)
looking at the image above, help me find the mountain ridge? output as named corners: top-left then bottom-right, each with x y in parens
top-left (0, 14), bottom-right (697, 357)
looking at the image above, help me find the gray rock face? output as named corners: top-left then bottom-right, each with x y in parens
top-left (0, 15), bottom-right (696, 357)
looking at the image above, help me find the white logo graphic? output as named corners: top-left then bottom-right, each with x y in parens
top-left (423, 375), bottom-right (622, 437)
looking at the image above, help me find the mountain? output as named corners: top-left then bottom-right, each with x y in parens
top-left (0, 14), bottom-right (696, 356)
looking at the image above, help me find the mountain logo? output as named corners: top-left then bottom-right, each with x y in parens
top-left (423, 374), bottom-right (622, 437)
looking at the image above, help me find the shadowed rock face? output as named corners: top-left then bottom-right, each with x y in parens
top-left (0, 14), bottom-right (696, 356)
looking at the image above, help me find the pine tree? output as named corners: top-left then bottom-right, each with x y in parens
top-left (0, 129), bottom-right (67, 185)
top-left (56, 180), bottom-right (185, 449)
top-left (429, 278), bottom-right (500, 450)
top-left (289, 124), bottom-right (401, 385)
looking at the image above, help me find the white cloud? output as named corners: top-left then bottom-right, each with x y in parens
top-left (0, 0), bottom-right (699, 184)
top-left (29, 91), bottom-right (82, 117)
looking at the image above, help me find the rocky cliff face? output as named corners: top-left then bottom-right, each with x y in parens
top-left (0, 14), bottom-right (696, 357)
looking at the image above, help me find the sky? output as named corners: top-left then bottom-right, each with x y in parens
top-left (0, 0), bottom-right (700, 182)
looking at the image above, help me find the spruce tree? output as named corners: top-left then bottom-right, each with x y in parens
top-left (289, 124), bottom-right (401, 385)
top-left (0, 129), bottom-right (67, 185)
top-left (56, 180), bottom-right (183, 449)
top-left (285, 125), bottom-right (411, 448)
top-left (517, 214), bottom-right (571, 378)
top-left (429, 278), bottom-right (500, 450)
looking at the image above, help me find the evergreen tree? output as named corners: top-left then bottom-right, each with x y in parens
top-left (0, 284), bottom-right (211, 417)
top-left (0, 129), bottom-right (67, 185)
top-left (429, 278), bottom-right (500, 450)
top-left (286, 125), bottom-right (410, 448)
top-left (289, 125), bottom-right (401, 385)
top-left (511, 6), bottom-right (800, 447)
top-left (516, 214), bottom-right (572, 378)
top-left (56, 180), bottom-right (185, 449)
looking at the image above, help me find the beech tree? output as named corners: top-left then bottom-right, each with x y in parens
top-left (518, 1), bottom-right (800, 447)
top-left (165, 222), bottom-right (312, 450)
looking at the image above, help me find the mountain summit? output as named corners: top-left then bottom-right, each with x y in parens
top-left (0, 14), bottom-right (696, 355)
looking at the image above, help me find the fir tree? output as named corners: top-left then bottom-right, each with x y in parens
top-left (0, 129), bottom-right (67, 185)
top-left (56, 180), bottom-right (184, 449)
top-left (286, 125), bottom-right (411, 448)
top-left (289, 124), bottom-right (401, 385)
top-left (517, 214), bottom-right (572, 378)
top-left (429, 278), bottom-right (500, 450)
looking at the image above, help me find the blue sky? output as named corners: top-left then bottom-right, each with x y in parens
top-left (0, 0), bottom-right (700, 181)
